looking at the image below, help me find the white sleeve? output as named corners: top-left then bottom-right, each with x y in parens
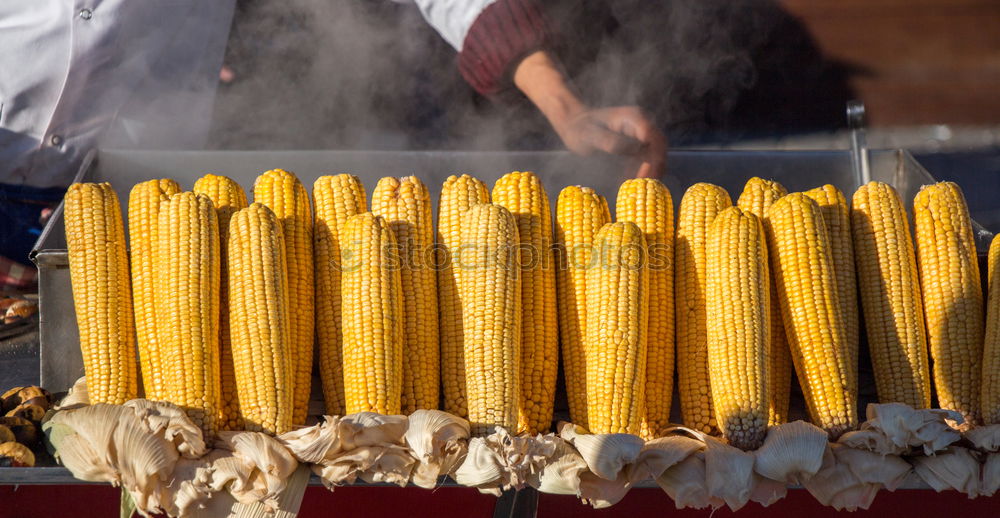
top-left (411, 0), bottom-right (498, 50)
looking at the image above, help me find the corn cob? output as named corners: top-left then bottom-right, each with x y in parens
top-left (155, 192), bottom-right (221, 436)
top-left (228, 203), bottom-right (293, 435)
top-left (193, 174), bottom-right (248, 431)
top-left (585, 221), bottom-right (648, 435)
top-left (983, 234), bottom-right (1000, 424)
top-left (372, 176), bottom-right (439, 413)
top-left (340, 213), bottom-right (404, 415)
top-left (64, 183), bottom-right (138, 405)
top-left (437, 175), bottom-right (490, 418)
top-left (913, 182), bottom-right (984, 425)
top-left (850, 182), bottom-right (931, 408)
top-left (675, 183), bottom-right (732, 434)
top-left (313, 174), bottom-right (368, 416)
top-left (555, 185), bottom-right (611, 429)
top-left (254, 169), bottom-right (314, 425)
top-left (459, 204), bottom-right (521, 435)
top-left (804, 185), bottom-right (859, 357)
top-left (492, 171), bottom-right (558, 434)
top-left (766, 193), bottom-right (857, 439)
top-left (615, 178), bottom-right (674, 439)
top-left (737, 177), bottom-right (791, 426)
top-left (706, 207), bottom-right (769, 450)
top-left (127, 178), bottom-right (180, 401)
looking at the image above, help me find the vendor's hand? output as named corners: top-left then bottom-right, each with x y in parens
top-left (513, 51), bottom-right (666, 178)
top-left (554, 106), bottom-right (666, 178)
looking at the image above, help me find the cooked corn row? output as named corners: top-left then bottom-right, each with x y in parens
top-left (983, 234), bottom-right (1000, 424)
top-left (766, 193), bottom-right (857, 439)
top-left (155, 192), bottom-right (221, 437)
top-left (616, 178), bottom-right (674, 439)
top-left (850, 182), bottom-right (931, 408)
top-left (736, 177), bottom-right (791, 426)
top-left (128, 178), bottom-right (180, 401)
top-left (555, 185), bottom-right (611, 429)
top-left (437, 175), bottom-right (490, 418)
top-left (254, 169), bottom-right (314, 425)
top-left (64, 183), bottom-right (138, 405)
top-left (193, 174), bottom-right (248, 431)
top-left (340, 213), bottom-right (404, 415)
top-left (493, 171), bottom-right (558, 435)
top-left (913, 182), bottom-right (984, 425)
top-left (706, 207), bottom-right (770, 450)
top-left (586, 222), bottom-right (648, 435)
top-left (372, 176), bottom-right (440, 413)
top-left (459, 204), bottom-right (522, 436)
top-left (675, 183), bottom-right (732, 434)
top-left (313, 174), bottom-right (368, 416)
top-left (228, 203), bottom-right (293, 435)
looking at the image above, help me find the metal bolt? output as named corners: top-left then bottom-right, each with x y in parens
top-left (50, 135), bottom-right (63, 146)
top-left (79, 8), bottom-right (93, 20)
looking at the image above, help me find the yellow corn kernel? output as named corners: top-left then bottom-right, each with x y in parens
top-left (913, 182), bottom-right (984, 425)
top-left (372, 176), bottom-right (440, 413)
top-left (982, 234), bottom-right (1000, 424)
top-left (254, 169), bottom-right (314, 425)
top-left (458, 204), bottom-right (522, 436)
top-left (555, 185), bottom-right (610, 429)
top-left (437, 175), bottom-right (490, 418)
top-left (492, 171), bottom-right (558, 435)
top-left (64, 183), bottom-right (138, 405)
top-left (706, 207), bottom-right (769, 450)
top-left (737, 176), bottom-right (791, 426)
top-left (155, 192), bottom-right (221, 437)
top-left (586, 222), bottom-right (648, 435)
top-left (193, 174), bottom-right (248, 431)
top-left (128, 178), bottom-right (180, 401)
top-left (228, 203), bottom-right (293, 435)
top-left (850, 181), bottom-right (931, 408)
top-left (340, 213), bottom-right (404, 415)
top-left (616, 178), bottom-right (674, 439)
top-left (313, 174), bottom-right (368, 416)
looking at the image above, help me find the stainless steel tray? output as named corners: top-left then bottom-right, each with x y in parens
top-left (31, 148), bottom-right (954, 394)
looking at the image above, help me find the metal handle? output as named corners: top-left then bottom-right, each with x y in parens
top-left (847, 100), bottom-right (871, 186)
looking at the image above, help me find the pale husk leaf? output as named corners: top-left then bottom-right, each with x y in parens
top-left (911, 446), bottom-right (981, 496)
top-left (626, 435), bottom-right (703, 484)
top-left (558, 422), bottom-right (643, 481)
top-left (655, 452), bottom-right (718, 510)
top-left (749, 473), bottom-right (787, 507)
top-left (279, 418), bottom-right (342, 464)
top-left (965, 424), bottom-right (1000, 452)
top-left (404, 410), bottom-right (470, 488)
top-left (838, 403), bottom-right (962, 455)
top-left (55, 376), bottom-right (90, 410)
top-left (703, 434), bottom-right (755, 511)
top-left (981, 453), bottom-right (1000, 496)
top-left (537, 440), bottom-right (588, 495)
top-left (753, 420), bottom-right (828, 483)
top-left (578, 470), bottom-right (630, 509)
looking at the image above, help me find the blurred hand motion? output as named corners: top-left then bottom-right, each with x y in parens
top-left (514, 51), bottom-right (666, 178)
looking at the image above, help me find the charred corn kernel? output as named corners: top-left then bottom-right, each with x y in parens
top-left (804, 185), bottom-right (859, 360)
top-left (766, 193), bottom-right (857, 439)
top-left (340, 213), bottom-right (404, 415)
top-left (555, 185), bottom-right (611, 429)
top-left (586, 222), bottom-right (648, 435)
top-left (675, 183), bottom-right (732, 434)
top-left (437, 175), bottom-right (490, 418)
top-left (313, 174), bottom-right (367, 416)
top-left (983, 234), bottom-right (1000, 424)
top-left (193, 174), bottom-right (248, 431)
top-left (227, 204), bottom-right (293, 435)
top-left (492, 171), bottom-right (558, 434)
top-left (458, 204), bottom-right (521, 436)
top-left (64, 183), bottom-right (138, 405)
top-left (254, 169), bottom-right (314, 425)
top-left (914, 182), bottom-right (984, 425)
top-left (155, 192), bottom-right (221, 436)
top-left (706, 207), bottom-right (769, 450)
top-left (372, 176), bottom-right (440, 413)
top-left (128, 179), bottom-right (180, 402)
top-left (616, 178), bottom-right (674, 439)
top-left (851, 182), bottom-right (931, 408)
top-left (737, 177), bottom-right (791, 426)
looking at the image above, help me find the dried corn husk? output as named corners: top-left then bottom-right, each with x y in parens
top-left (911, 446), bottom-right (981, 496)
top-left (537, 440), bottom-right (589, 495)
top-left (981, 453), bottom-right (1000, 496)
top-left (404, 410), bottom-right (470, 488)
top-left (55, 376), bottom-right (90, 411)
top-left (579, 470), bottom-right (630, 509)
top-left (965, 423), bottom-right (1000, 452)
top-left (558, 422), bottom-right (643, 481)
top-left (839, 403), bottom-right (962, 455)
top-left (703, 434), bottom-right (755, 511)
top-left (627, 435), bottom-right (704, 483)
top-left (655, 452), bottom-right (718, 509)
top-left (453, 428), bottom-right (558, 495)
top-left (803, 444), bottom-right (910, 511)
top-left (753, 421), bottom-right (829, 483)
